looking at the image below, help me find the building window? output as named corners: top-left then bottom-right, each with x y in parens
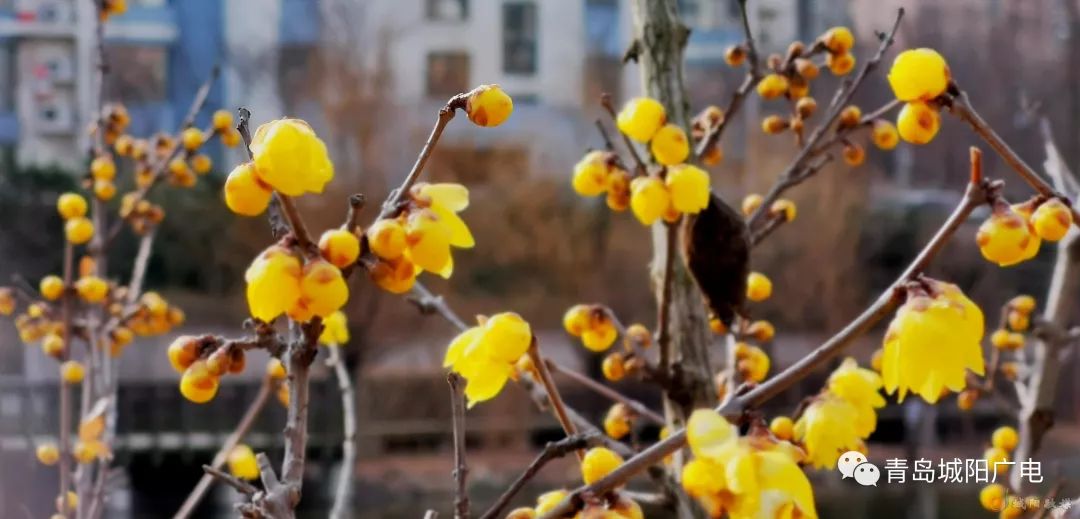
top-left (427, 0), bottom-right (468, 21)
top-left (105, 46), bottom-right (167, 103)
top-left (503, 2), bottom-right (537, 75)
top-left (427, 52), bottom-right (470, 98)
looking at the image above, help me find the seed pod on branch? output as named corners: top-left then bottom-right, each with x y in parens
top-left (680, 192), bottom-right (750, 326)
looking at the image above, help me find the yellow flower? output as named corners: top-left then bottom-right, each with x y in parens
top-left (1031, 199), bottom-right (1073, 242)
top-left (318, 228), bottom-right (361, 268)
top-left (227, 444), bottom-right (259, 480)
top-left (629, 176), bottom-right (670, 226)
top-left (319, 310), bottom-right (350, 345)
top-left (682, 457), bottom-right (727, 498)
top-left (896, 101), bottom-right (940, 145)
top-left (245, 245), bottom-right (302, 322)
top-left (572, 151), bottom-right (613, 197)
top-left (40, 275), bottom-right (64, 301)
top-left (976, 207), bottom-right (1040, 267)
top-left (746, 272), bottom-right (772, 302)
top-left (250, 118), bottom-right (334, 196)
top-left (57, 193), bottom-right (88, 220)
top-left (616, 97), bottom-right (666, 143)
top-left (405, 210), bottom-right (453, 278)
top-left (991, 426), bottom-right (1018, 452)
top-left (292, 260), bottom-right (348, 320)
top-left (686, 408), bottom-right (738, 461)
top-left (224, 162), bottom-right (273, 216)
top-left (581, 447), bottom-right (623, 485)
top-left (465, 84), bottom-right (513, 127)
top-left (665, 165), bottom-right (710, 214)
top-left (769, 416), bottom-right (794, 441)
top-left (888, 48), bottom-right (950, 102)
top-left (212, 110), bottom-right (234, 131)
top-left (793, 393), bottom-right (863, 469)
top-left (75, 276), bottom-right (108, 303)
top-left (822, 27), bottom-right (854, 54)
top-left (443, 312), bottom-right (533, 406)
top-left (872, 120), bottom-right (900, 150)
top-left (756, 74), bottom-right (789, 99)
top-left (180, 360), bottom-right (219, 403)
top-left (724, 443), bottom-right (818, 519)
top-left (603, 404), bottom-right (631, 440)
top-left (980, 484), bottom-right (1006, 512)
top-left (65, 216), bottom-right (95, 245)
top-left (826, 52), bottom-right (855, 75)
top-left (650, 124), bottom-right (690, 165)
top-left (367, 219), bottom-right (408, 261)
top-left (882, 280), bottom-right (985, 403)
top-left (826, 358), bottom-right (885, 437)
top-left (414, 182), bottom-right (474, 248)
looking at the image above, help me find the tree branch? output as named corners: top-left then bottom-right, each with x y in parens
top-left (747, 8), bottom-right (905, 230)
top-left (327, 345), bottom-right (357, 519)
top-left (545, 360), bottom-right (665, 426)
top-left (173, 377), bottom-right (277, 519)
top-left (448, 373), bottom-right (470, 519)
top-left (537, 148), bottom-right (990, 519)
top-left (526, 340), bottom-right (584, 461)
top-left (478, 434), bottom-right (604, 519)
top-left (377, 92), bottom-right (470, 220)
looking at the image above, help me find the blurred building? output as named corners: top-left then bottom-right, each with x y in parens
top-left (0, 0), bottom-right (231, 169)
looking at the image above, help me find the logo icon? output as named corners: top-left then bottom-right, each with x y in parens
top-left (838, 450), bottom-right (880, 486)
top-left (837, 451), bottom-right (867, 479)
top-left (853, 462), bottom-right (881, 486)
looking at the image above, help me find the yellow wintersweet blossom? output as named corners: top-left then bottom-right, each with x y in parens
top-left (403, 182), bottom-right (474, 279)
top-left (724, 446), bottom-right (817, 519)
top-left (443, 312), bottom-right (532, 406)
top-left (245, 245), bottom-right (302, 322)
top-left (887, 48), bottom-right (950, 102)
top-left (882, 280), bottom-right (985, 403)
top-left (826, 358), bottom-right (885, 437)
top-left (684, 409), bottom-right (817, 519)
top-left (686, 408), bottom-right (738, 460)
top-left (319, 310), bottom-right (350, 345)
top-left (794, 393), bottom-right (864, 469)
top-left (250, 118), bottom-right (334, 196)
top-left (227, 444), bottom-right (259, 480)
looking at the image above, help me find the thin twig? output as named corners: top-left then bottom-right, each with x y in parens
top-left (173, 377), bottom-right (276, 519)
top-left (377, 92), bottom-right (470, 220)
top-left (327, 345), bottom-right (357, 519)
top-left (202, 465), bottom-right (258, 496)
top-left (537, 148), bottom-right (989, 519)
top-left (656, 222), bottom-right (676, 372)
top-left (747, 8), bottom-right (905, 230)
top-left (448, 373), bottom-right (470, 519)
top-left (478, 434), bottom-right (603, 519)
top-left (546, 360), bottom-right (665, 426)
top-left (526, 340), bottom-right (584, 461)
top-left (948, 91), bottom-right (1080, 226)
top-left (693, 0), bottom-right (763, 159)
top-left (58, 240), bottom-right (74, 518)
top-left (600, 94), bottom-right (648, 175)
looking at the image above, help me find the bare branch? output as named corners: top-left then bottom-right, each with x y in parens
top-left (747, 8), bottom-right (905, 230)
top-left (202, 465), bottom-right (257, 496)
top-left (174, 377), bottom-right (277, 519)
top-left (378, 91), bottom-right (471, 220)
top-left (448, 373), bottom-right (470, 519)
top-left (949, 92), bottom-right (1080, 225)
top-left (327, 346), bottom-right (357, 519)
top-left (545, 360), bottom-right (665, 426)
top-left (526, 340), bottom-right (584, 460)
top-left (478, 434), bottom-right (604, 519)
top-left (538, 148), bottom-right (990, 519)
